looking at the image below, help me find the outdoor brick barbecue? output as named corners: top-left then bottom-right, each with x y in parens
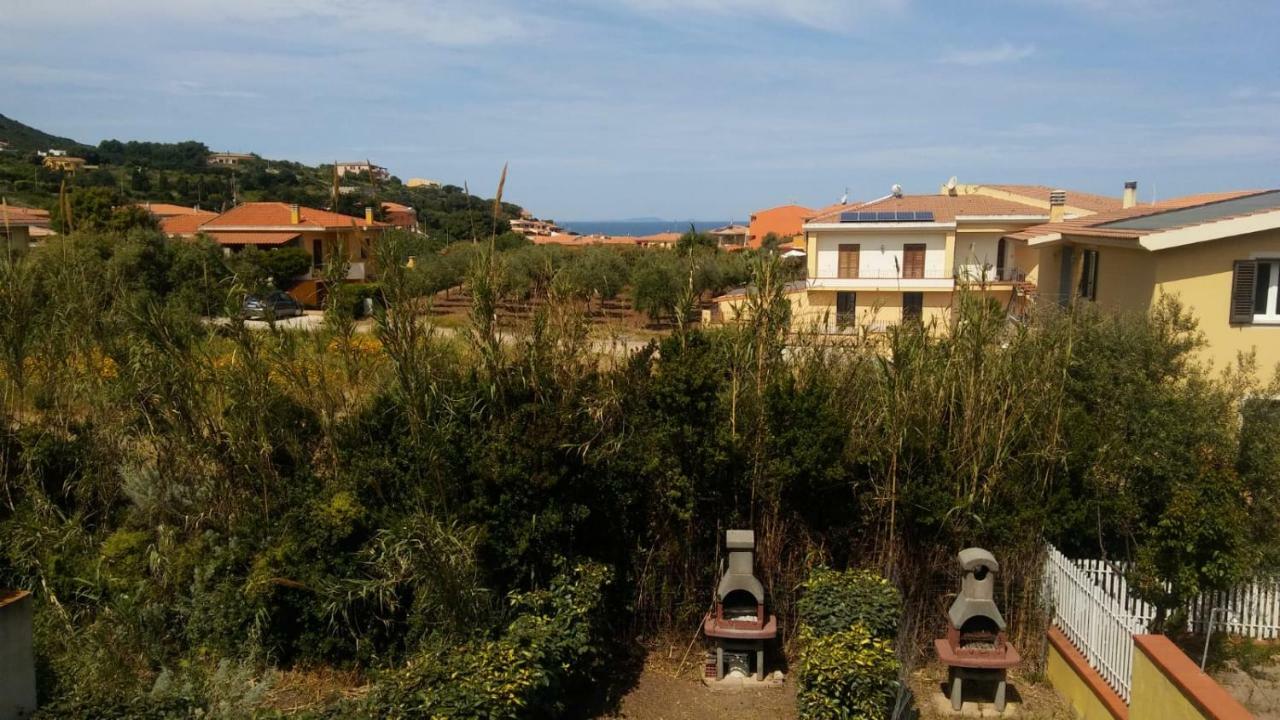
top-left (934, 547), bottom-right (1020, 712)
top-left (703, 529), bottom-right (777, 681)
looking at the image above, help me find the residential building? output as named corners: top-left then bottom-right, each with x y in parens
top-left (207, 152), bottom-right (255, 167)
top-left (1, 204), bottom-right (49, 253)
top-left (509, 216), bottom-right (566, 238)
top-left (747, 204), bottom-right (814, 249)
top-left (42, 156), bottom-right (86, 172)
top-left (1007, 185), bottom-right (1280, 372)
top-left (788, 185), bottom-right (1089, 332)
top-left (140, 203), bottom-right (219, 237)
top-left (198, 202), bottom-right (387, 284)
top-left (405, 178), bottom-right (441, 189)
top-left (380, 202), bottom-right (419, 232)
top-left (334, 161), bottom-right (389, 181)
top-left (708, 224), bottom-right (749, 249)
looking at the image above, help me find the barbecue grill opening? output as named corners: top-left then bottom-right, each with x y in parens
top-left (722, 590), bottom-right (759, 622)
top-left (958, 616), bottom-right (1000, 649)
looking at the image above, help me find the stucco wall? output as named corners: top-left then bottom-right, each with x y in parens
top-left (1045, 628), bottom-right (1126, 720)
top-left (1152, 230), bottom-right (1280, 374)
top-left (1129, 635), bottom-right (1252, 720)
top-left (811, 230), bottom-right (949, 279)
top-left (1094, 246), bottom-right (1157, 311)
top-left (954, 231), bottom-right (1003, 282)
top-left (0, 592), bottom-right (37, 720)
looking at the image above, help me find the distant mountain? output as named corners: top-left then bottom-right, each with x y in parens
top-left (0, 114), bottom-right (89, 153)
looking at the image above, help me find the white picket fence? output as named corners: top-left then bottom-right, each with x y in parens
top-left (1079, 559), bottom-right (1280, 639)
top-left (1043, 544), bottom-right (1147, 701)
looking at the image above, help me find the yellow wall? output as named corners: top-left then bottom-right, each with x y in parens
top-left (1129, 648), bottom-right (1208, 720)
top-left (1152, 230), bottom-right (1280, 375)
top-left (1045, 640), bottom-right (1123, 720)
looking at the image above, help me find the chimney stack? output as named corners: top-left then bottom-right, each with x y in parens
top-left (1123, 181), bottom-right (1138, 209)
top-left (365, 206), bottom-right (374, 224)
top-left (1049, 190), bottom-right (1066, 223)
top-left (289, 203), bottom-right (301, 225)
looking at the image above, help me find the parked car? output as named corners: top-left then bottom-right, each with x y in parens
top-left (241, 291), bottom-right (304, 320)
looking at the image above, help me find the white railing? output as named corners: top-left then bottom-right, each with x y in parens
top-left (1080, 560), bottom-right (1280, 640)
top-left (1043, 544), bottom-right (1147, 701)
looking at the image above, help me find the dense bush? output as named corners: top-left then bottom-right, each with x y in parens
top-left (358, 562), bottom-right (613, 719)
top-left (794, 567), bottom-right (902, 720)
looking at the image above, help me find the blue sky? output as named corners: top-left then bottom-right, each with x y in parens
top-left (4, 0), bottom-right (1279, 219)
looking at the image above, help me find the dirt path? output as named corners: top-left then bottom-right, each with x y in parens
top-left (602, 658), bottom-right (796, 720)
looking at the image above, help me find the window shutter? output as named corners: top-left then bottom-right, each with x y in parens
top-left (1231, 260), bottom-right (1257, 324)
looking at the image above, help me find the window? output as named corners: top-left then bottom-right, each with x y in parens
top-left (837, 244), bottom-right (860, 278)
top-left (903, 292), bottom-right (923, 322)
top-left (1234, 259), bottom-right (1280, 324)
top-left (996, 237), bottom-right (1008, 281)
top-left (902, 244), bottom-right (926, 279)
top-left (1078, 249), bottom-right (1099, 301)
top-left (836, 291), bottom-right (856, 328)
top-left (312, 239), bottom-right (324, 268)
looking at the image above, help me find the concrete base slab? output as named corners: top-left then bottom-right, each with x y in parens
top-left (930, 690), bottom-right (1022, 717)
top-left (701, 671), bottom-right (785, 692)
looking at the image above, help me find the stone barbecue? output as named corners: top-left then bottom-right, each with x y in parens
top-left (703, 529), bottom-right (777, 681)
top-left (934, 547), bottom-right (1020, 712)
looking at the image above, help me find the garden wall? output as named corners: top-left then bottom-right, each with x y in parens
top-left (1046, 628), bottom-right (1254, 720)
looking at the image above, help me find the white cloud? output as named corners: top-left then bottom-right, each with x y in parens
top-left (17, 0), bottom-right (544, 47)
top-left (613, 0), bottom-right (907, 30)
top-left (940, 42), bottom-right (1036, 67)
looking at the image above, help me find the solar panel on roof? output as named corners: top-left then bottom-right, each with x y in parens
top-left (1100, 190), bottom-right (1280, 231)
top-left (839, 210), bottom-right (937, 223)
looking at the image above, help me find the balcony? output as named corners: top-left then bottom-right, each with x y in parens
top-left (808, 276), bottom-right (955, 292)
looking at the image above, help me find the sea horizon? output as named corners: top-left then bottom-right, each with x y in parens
top-left (558, 219), bottom-right (733, 237)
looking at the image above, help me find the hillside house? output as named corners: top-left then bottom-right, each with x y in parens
top-left (198, 202), bottom-right (387, 284)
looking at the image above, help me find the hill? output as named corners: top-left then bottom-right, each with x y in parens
top-left (0, 114), bottom-right (524, 239)
top-left (0, 113), bottom-right (90, 153)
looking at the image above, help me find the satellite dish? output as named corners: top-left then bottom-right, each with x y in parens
top-left (840, 187), bottom-right (849, 204)
top-left (891, 183), bottom-right (903, 197)
top-left (947, 176), bottom-right (958, 190)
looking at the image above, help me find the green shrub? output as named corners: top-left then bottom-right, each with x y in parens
top-left (795, 624), bottom-right (900, 720)
top-left (796, 567), bottom-right (901, 640)
top-left (795, 568), bottom-right (902, 720)
top-left (361, 561), bottom-right (612, 719)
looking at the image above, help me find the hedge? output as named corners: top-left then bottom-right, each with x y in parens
top-left (795, 567), bottom-right (902, 720)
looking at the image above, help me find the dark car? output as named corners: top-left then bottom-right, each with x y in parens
top-left (241, 291), bottom-right (304, 320)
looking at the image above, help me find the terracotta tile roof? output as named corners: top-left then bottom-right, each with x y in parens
top-left (808, 193), bottom-right (1044, 224)
top-left (204, 231), bottom-right (302, 246)
top-left (636, 232), bottom-right (682, 244)
top-left (160, 210), bottom-right (219, 236)
top-left (1, 205), bottom-right (51, 227)
top-left (140, 202), bottom-right (208, 218)
top-left (977, 184), bottom-right (1123, 213)
top-left (1004, 190), bottom-right (1267, 242)
top-left (201, 202), bottom-right (386, 230)
top-left (806, 201), bottom-right (856, 222)
top-left (380, 201), bottom-right (414, 213)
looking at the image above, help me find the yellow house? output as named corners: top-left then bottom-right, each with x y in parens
top-left (1009, 187), bottom-right (1280, 373)
top-left (42, 156), bottom-right (87, 173)
top-left (785, 183), bottom-right (1122, 332)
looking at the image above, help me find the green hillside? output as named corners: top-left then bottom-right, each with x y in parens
top-left (0, 113), bottom-right (90, 153)
top-left (0, 114), bottom-right (522, 240)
